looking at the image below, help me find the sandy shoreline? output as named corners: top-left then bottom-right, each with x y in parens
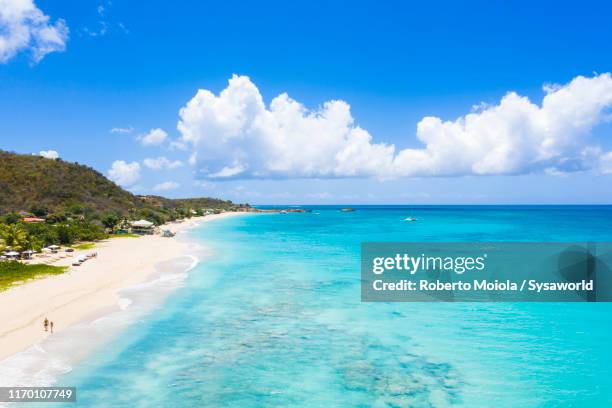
top-left (0, 212), bottom-right (242, 362)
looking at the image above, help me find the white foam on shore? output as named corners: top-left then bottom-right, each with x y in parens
top-left (0, 252), bottom-right (203, 392)
top-left (117, 297), bottom-right (133, 311)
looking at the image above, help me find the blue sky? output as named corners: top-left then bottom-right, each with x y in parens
top-left (1, 0), bottom-right (612, 204)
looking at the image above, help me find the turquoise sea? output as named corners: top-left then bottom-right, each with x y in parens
top-left (36, 206), bottom-right (612, 407)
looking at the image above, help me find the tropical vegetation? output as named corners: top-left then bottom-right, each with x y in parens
top-left (0, 150), bottom-right (247, 256)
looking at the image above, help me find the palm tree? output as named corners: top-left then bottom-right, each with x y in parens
top-left (0, 224), bottom-right (29, 252)
top-left (24, 233), bottom-right (43, 252)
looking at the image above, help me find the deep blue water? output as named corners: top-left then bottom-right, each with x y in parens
top-left (51, 206), bottom-right (612, 407)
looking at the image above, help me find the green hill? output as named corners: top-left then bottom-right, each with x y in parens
top-left (0, 150), bottom-right (238, 221)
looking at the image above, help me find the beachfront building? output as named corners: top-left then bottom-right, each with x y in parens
top-left (131, 219), bottom-right (155, 235)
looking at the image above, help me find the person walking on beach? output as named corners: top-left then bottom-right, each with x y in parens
top-left (50, 321), bottom-right (54, 333)
top-left (44, 318), bottom-right (49, 332)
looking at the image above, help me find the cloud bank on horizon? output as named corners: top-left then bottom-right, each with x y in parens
top-left (0, 0), bottom-right (68, 63)
top-left (177, 73), bottom-right (612, 180)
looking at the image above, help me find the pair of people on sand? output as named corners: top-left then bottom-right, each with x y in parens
top-left (43, 318), bottom-right (54, 333)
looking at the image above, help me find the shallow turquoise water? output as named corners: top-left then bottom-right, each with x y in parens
top-left (54, 206), bottom-right (612, 407)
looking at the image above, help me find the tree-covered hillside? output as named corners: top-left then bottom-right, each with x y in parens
top-left (0, 150), bottom-right (141, 216)
top-left (0, 150), bottom-right (239, 222)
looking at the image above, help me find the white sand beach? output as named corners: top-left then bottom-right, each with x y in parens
top-left (0, 212), bottom-right (241, 362)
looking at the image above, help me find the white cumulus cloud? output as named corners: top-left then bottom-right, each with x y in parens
top-left (0, 0), bottom-right (68, 63)
top-left (38, 149), bottom-right (59, 159)
top-left (395, 73), bottom-right (612, 176)
top-left (153, 181), bottom-right (179, 191)
top-left (143, 156), bottom-right (183, 170)
top-left (108, 160), bottom-right (140, 186)
top-left (140, 128), bottom-right (168, 146)
top-left (177, 74), bottom-right (612, 180)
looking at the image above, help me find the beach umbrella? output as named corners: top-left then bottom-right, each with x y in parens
top-left (5, 251), bottom-right (20, 257)
top-left (49, 245), bottom-right (60, 250)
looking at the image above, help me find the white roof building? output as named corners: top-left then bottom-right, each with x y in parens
top-left (131, 219), bottom-right (154, 228)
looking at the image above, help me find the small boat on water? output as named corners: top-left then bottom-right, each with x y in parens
top-left (404, 217), bottom-right (417, 222)
top-left (340, 208), bottom-right (355, 212)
